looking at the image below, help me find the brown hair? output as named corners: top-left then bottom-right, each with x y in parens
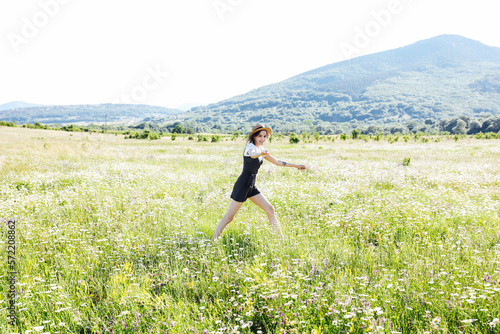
top-left (247, 125), bottom-right (269, 144)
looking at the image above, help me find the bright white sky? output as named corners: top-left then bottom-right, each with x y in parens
top-left (1, 0), bottom-right (499, 109)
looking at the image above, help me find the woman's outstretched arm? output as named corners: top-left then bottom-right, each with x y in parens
top-left (263, 154), bottom-right (306, 170)
top-left (246, 148), bottom-right (266, 159)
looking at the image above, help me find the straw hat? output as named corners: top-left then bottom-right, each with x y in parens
top-left (249, 125), bottom-right (272, 137)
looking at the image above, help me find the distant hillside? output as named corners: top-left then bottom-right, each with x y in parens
top-left (0, 101), bottom-right (42, 111)
top-left (176, 103), bottom-right (206, 111)
top-left (0, 103), bottom-right (183, 124)
top-left (177, 35), bottom-right (500, 133)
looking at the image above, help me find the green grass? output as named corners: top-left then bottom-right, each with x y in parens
top-left (0, 127), bottom-right (499, 333)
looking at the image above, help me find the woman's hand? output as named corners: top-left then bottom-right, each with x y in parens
top-left (260, 149), bottom-right (270, 156)
top-left (296, 165), bottom-right (306, 170)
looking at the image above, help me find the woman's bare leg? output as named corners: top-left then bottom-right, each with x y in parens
top-left (249, 193), bottom-right (284, 240)
top-left (211, 199), bottom-right (244, 242)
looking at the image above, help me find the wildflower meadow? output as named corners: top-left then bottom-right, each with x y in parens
top-left (0, 127), bottom-right (499, 333)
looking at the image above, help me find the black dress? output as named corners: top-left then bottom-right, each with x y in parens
top-left (230, 151), bottom-right (263, 202)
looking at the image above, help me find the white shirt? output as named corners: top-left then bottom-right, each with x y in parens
top-left (244, 143), bottom-right (265, 157)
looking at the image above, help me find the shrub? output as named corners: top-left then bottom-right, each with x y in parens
top-left (125, 131), bottom-right (137, 139)
top-left (148, 132), bottom-right (160, 140)
top-left (211, 135), bottom-right (220, 143)
top-left (124, 130), bottom-right (159, 140)
top-left (485, 132), bottom-right (495, 139)
top-left (402, 157), bottom-right (411, 167)
top-left (289, 133), bottom-right (299, 144)
top-left (351, 129), bottom-right (360, 139)
top-left (61, 124), bottom-right (81, 132)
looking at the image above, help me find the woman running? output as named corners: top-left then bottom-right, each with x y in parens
top-left (211, 125), bottom-right (306, 241)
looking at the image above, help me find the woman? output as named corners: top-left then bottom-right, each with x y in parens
top-left (211, 125), bottom-right (307, 241)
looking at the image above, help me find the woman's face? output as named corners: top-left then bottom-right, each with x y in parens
top-left (254, 130), bottom-right (267, 146)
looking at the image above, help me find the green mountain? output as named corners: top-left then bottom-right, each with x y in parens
top-left (180, 35), bottom-right (500, 133)
top-left (0, 103), bottom-right (183, 124)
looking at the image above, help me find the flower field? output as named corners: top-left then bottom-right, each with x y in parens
top-left (0, 127), bottom-right (499, 333)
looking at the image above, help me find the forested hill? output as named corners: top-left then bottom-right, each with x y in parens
top-left (0, 101), bottom-right (41, 111)
top-left (182, 34), bottom-right (500, 133)
top-left (0, 103), bottom-right (183, 123)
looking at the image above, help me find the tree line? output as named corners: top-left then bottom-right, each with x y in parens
top-left (2, 114), bottom-right (499, 139)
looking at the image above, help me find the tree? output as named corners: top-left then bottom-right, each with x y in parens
top-left (390, 125), bottom-right (407, 134)
top-left (364, 125), bottom-right (382, 135)
top-left (467, 120), bottom-right (482, 134)
top-left (172, 124), bottom-right (184, 134)
top-left (407, 120), bottom-right (420, 133)
top-left (452, 119), bottom-right (467, 134)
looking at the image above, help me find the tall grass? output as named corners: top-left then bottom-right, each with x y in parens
top-left (0, 127), bottom-right (499, 333)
